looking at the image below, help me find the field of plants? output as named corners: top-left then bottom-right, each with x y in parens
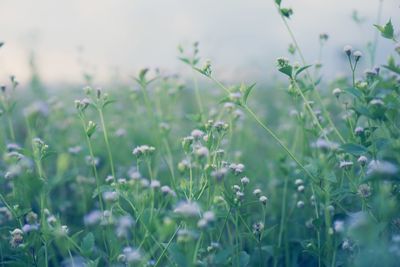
top-left (1, 1), bottom-right (400, 266)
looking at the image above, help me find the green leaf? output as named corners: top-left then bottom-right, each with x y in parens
top-left (343, 87), bottom-right (363, 98)
top-left (340, 143), bottom-right (368, 156)
top-left (280, 8), bottom-right (293, 18)
top-left (294, 64), bottom-right (312, 78)
top-left (239, 251), bottom-right (250, 267)
top-left (275, 0), bottom-right (282, 6)
top-left (374, 19), bottom-right (394, 40)
top-left (278, 65), bottom-right (293, 77)
top-left (80, 232), bottom-right (95, 256)
top-left (242, 83), bottom-right (256, 104)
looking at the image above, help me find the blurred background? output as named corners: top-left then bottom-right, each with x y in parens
top-left (0, 0), bottom-right (398, 86)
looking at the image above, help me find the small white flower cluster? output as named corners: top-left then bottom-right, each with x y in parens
top-left (10, 228), bottom-right (23, 248)
top-left (197, 211), bottom-right (216, 228)
top-left (174, 201), bottom-right (201, 218)
top-left (295, 179), bottom-right (305, 193)
top-left (118, 247), bottom-right (142, 264)
top-left (229, 163), bottom-right (245, 175)
top-left (132, 145), bottom-right (156, 158)
top-left (339, 160), bottom-right (353, 170)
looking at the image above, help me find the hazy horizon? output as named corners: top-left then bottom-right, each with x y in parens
top-left (0, 0), bottom-right (399, 86)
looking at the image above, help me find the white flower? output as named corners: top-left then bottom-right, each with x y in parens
top-left (297, 185), bottom-right (305, 192)
top-left (174, 201), bottom-right (201, 217)
top-left (339, 161), bottom-right (353, 169)
top-left (203, 211), bottom-right (215, 222)
top-left (343, 45), bottom-right (353, 56)
top-left (353, 50), bottom-right (362, 60)
top-left (195, 146), bottom-right (209, 157)
top-left (191, 129), bottom-right (204, 139)
top-left (103, 191), bottom-right (118, 202)
top-left (294, 179), bottom-right (303, 186)
top-left (259, 196), bottom-right (268, 205)
top-left (367, 160), bottom-right (398, 176)
top-left (241, 177), bottom-right (250, 186)
top-left (354, 127), bottom-right (364, 135)
top-left (357, 156), bottom-right (368, 166)
top-left (334, 220), bottom-right (345, 233)
top-left (332, 88), bottom-right (342, 97)
top-left (296, 201), bottom-right (304, 208)
top-left (150, 180), bottom-right (161, 189)
top-left (253, 188), bottom-right (262, 196)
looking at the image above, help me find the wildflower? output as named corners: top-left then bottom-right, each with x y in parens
top-left (197, 211), bottom-right (215, 228)
top-left (229, 92), bottom-right (242, 102)
top-left (84, 210), bottom-right (102, 225)
top-left (297, 185), bottom-right (305, 192)
top-left (177, 229), bottom-right (197, 243)
top-left (103, 191), bottom-right (118, 202)
top-left (211, 167), bottom-right (228, 181)
top-left (234, 191), bottom-right (244, 203)
top-left (276, 57), bottom-right (290, 68)
top-left (6, 143), bottom-right (22, 152)
top-left (132, 145), bottom-right (156, 157)
top-left (357, 155), bottom-right (368, 166)
top-left (60, 225), bottom-right (69, 235)
top-left (241, 176), bottom-right (250, 186)
top-left (294, 179), bottom-right (303, 186)
top-left (116, 216), bottom-right (134, 238)
top-left (305, 219), bottom-right (314, 228)
top-left (370, 98), bottom-right (384, 106)
top-left (339, 161), bottom-right (353, 169)
top-left (357, 184), bottom-right (371, 198)
top-left (122, 247), bottom-right (142, 263)
top-left (115, 128), bottom-right (127, 137)
top-left (367, 160), bottom-right (398, 176)
top-left (207, 242), bottom-right (220, 252)
top-left (174, 201), bottom-right (201, 217)
top-left (334, 220), bottom-right (345, 233)
top-left (259, 196), bottom-right (268, 205)
top-left (22, 224), bottom-right (39, 233)
top-left (10, 228), bottom-right (23, 248)
top-left (85, 156), bottom-right (99, 166)
top-left (354, 126), bottom-right (364, 135)
top-left (195, 146), bottom-right (209, 158)
top-left (253, 222), bottom-right (264, 237)
top-left (25, 211), bottom-right (38, 224)
top-left (68, 146), bottom-right (82, 155)
top-left (296, 201), bottom-right (305, 208)
top-left (332, 88), bottom-right (342, 98)
top-left (191, 129), bottom-right (204, 139)
top-left (229, 163), bottom-right (245, 175)
top-left (233, 185), bottom-right (241, 192)
top-left (182, 136), bottom-right (194, 152)
top-left (312, 138), bottom-right (339, 151)
top-left (343, 45), bottom-right (352, 56)
top-left (47, 215), bottom-right (57, 225)
top-left (353, 50), bottom-right (362, 61)
top-left (253, 188), bottom-right (262, 196)
top-left (161, 185), bottom-right (176, 197)
top-left (224, 102), bottom-right (235, 110)
top-left (150, 180), bottom-right (161, 189)
top-left (213, 121), bottom-right (228, 132)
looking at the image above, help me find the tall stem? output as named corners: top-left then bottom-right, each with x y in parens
top-left (275, 4), bottom-right (345, 143)
top-left (98, 108), bottom-right (116, 180)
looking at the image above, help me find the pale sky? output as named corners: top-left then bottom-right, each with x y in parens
top-left (0, 0), bottom-right (398, 85)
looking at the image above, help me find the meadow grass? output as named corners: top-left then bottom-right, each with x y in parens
top-left (1, 2), bottom-right (400, 266)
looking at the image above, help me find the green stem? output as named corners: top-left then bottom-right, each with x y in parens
top-left (98, 108), bottom-right (116, 180)
top-left (275, 5), bottom-right (345, 143)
